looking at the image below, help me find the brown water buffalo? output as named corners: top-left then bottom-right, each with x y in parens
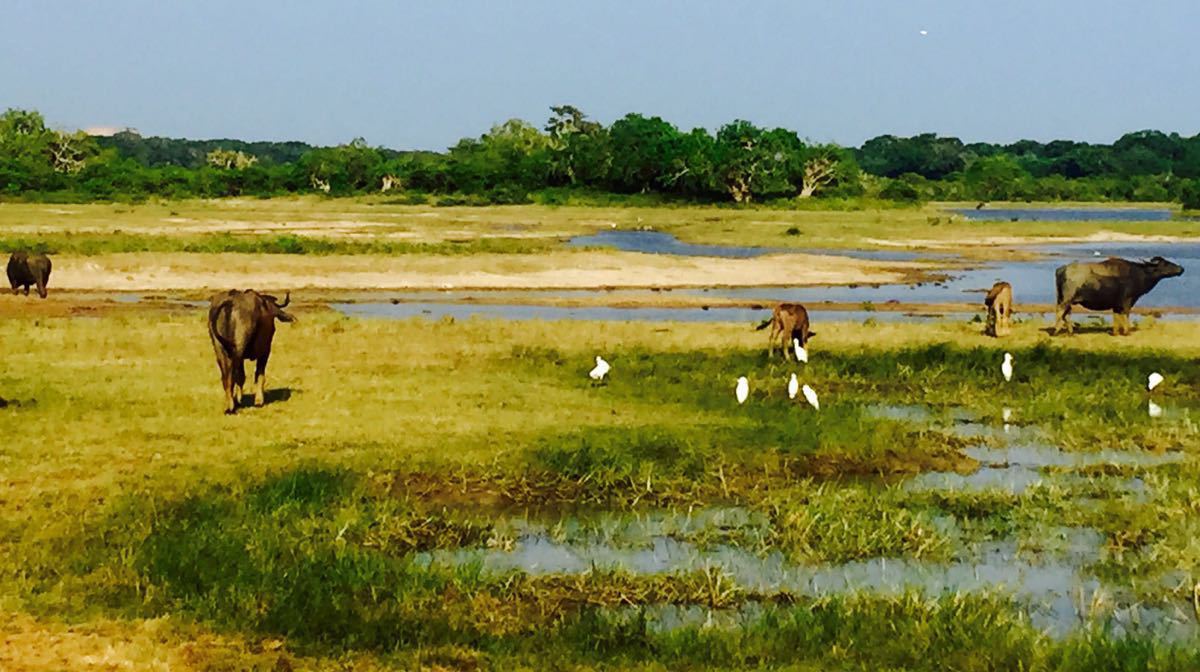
top-left (755, 303), bottom-right (813, 360)
top-left (1054, 256), bottom-right (1184, 336)
top-left (7, 252), bottom-right (52, 298)
top-left (984, 281), bottom-right (1013, 337)
top-left (208, 289), bottom-right (295, 414)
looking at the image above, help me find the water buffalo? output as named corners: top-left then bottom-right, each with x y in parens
top-left (1054, 256), bottom-right (1184, 336)
top-left (755, 303), bottom-right (813, 360)
top-left (984, 281), bottom-right (1013, 337)
top-left (208, 289), bottom-right (295, 414)
top-left (7, 252), bottom-right (52, 298)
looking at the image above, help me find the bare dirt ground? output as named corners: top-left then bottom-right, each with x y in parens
top-left (43, 251), bottom-right (929, 292)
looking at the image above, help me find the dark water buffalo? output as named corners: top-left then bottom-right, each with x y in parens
top-left (984, 281), bottom-right (1013, 337)
top-left (7, 252), bottom-right (52, 298)
top-left (208, 289), bottom-right (295, 414)
top-left (755, 302), bottom-right (813, 360)
top-left (1054, 256), bottom-right (1184, 336)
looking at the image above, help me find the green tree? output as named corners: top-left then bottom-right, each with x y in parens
top-left (1178, 179), bottom-right (1200, 209)
top-left (0, 108), bottom-right (98, 192)
top-left (606, 114), bottom-right (686, 193)
top-left (962, 154), bottom-right (1031, 200)
top-left (712, 121), bottom-right (798, 202)
top-left (447, 119), bottom-right (550, 194)
top-left (858, 133), bottom-right (966, 179)
top-left (206, 148), bottom-right (259, 170)
top-left (544, 105), bottom-right (609, 187)
top-left (296, 138), bottom-right (385, 194)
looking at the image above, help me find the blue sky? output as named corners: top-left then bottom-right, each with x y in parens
top-left (3, 1), bottom-right (1198, 149)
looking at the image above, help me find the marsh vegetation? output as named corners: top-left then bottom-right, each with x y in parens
top-left (1, 311), bottom-right (1198, 669)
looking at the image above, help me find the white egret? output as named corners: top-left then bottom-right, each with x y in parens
top-left (1002, 407), bottom-right (1012, 423)
top-left (788, 373), bottom-right (799, 400)
top-left (793, 337), bottom-right (808, 363)
top-left (736, 376), bottom-right (749, 404)
top-left (589, 356), bottom-right (610, 382)
top-left (1001, 352), bottom-right (1014, 382)
top-left (1148, 400), bottom-right (1164, 418)
top-left (802, 384), bottom-right (820, 410)
top-left (919, 29), bottom-right (928, 35)
top-left (1148, 372), bottom-right (1164, 391)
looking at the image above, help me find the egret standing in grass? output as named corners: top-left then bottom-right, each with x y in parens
top-left (1148, 372), bottom-right (1164, 391)
top-left (801, 384), bottom-right (819, 410)
top-left (788, 373), bottom-right (799, 400)
top-left (589, 356), bottom-right (610, 383)
top-left (793, 337), bottom-right (808, 363)
top-left (1149, 400), bottom-right (1164, 418)
top-left (736, 376), bottom-right (749, 404)
top-left (1001, 352), bottom-right (1014, 382)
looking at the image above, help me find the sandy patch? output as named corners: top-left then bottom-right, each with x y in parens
top-left (46, 251), bottom-right (926, 292)
top-left (0, 612), bottom-right (294, 672)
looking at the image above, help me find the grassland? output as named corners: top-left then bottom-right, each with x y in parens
top-left (2, 306), bottom-right (1199, 670)
top-left (5, 196), bottom-right (1198, 298)
top-left (3, 197), bottom-right (1197, 253)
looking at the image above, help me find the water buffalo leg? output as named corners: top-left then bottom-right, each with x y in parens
top-left (215, 355), bottom-right (235, 414)
top-left (1115, 311), bottom-right (1132, 336)
top-left (253, 355), bottom-right (269, 407)
top-left (1053, 304), bottom-right (1072, 335)
top-left (22, 285), bottom-right (29, 296)
top-left (231, 357), bottom-right (246, 407)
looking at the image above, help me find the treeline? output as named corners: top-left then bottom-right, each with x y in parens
top-left (3, 106), bottom-right (1200, 207)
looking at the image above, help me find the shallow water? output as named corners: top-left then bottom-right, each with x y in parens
top-left (610, 600), bottom-right (1196, 641)
top-left (332, 301), bottom-right (952, 324)
top-left (868, 403), bottom-right (1186, 495)
top-left (693, 241), bottom-right (1199, 309)
top-left (951, 207), bottom-right (1193, 222)
top-left (568, 229), bottom-right (930, 261)
top-left (418, 525), bottom-right (1177, 637)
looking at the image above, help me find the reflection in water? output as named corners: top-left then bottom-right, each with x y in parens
top-left (408, 398), bottom-right (1195, 639)
top-left (609, 600), bottom-right (1196, 641)
top-left (418, 525), bottom-right (1190, 638)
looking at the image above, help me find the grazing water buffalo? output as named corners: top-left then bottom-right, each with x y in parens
top-left (755, 303), bottom-right (813, 360)
top-left (984, 281), bottom-right (1013, 337)
top-left (1054, 256), bottom-right (1184, 336)
top-left (7, 252), bottom-right (52, 298)
top-left (208, 289), bottom-right (295, 414)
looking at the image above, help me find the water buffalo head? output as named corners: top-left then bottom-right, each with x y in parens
top-left (1144, 256), bottom-right (1184, 280)
top-left (261, 291), bottom-right (296, 322)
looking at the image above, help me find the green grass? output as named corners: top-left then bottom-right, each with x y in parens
top-left (2, 197), bottom-right (1197, 256)
top-left (0, 232), bottom-right (561, 256)
top-left (2, 313), bottom-right (1200, 668)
